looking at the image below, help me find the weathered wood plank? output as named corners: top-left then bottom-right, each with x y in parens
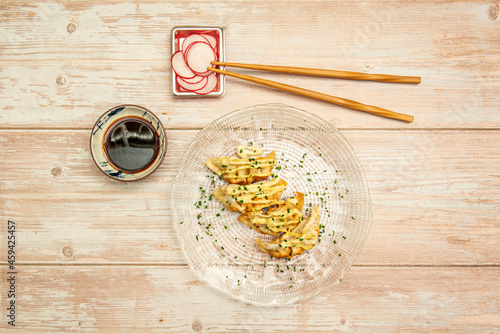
top-left (1, 129), bottom-right (499, 265)
top-left (0, 63), bottom-right (498, 130)
top-left (1, 1), bottom-right (498, 332)
top-left (0, 265), bottom-right (498, 332)
top-left (1, 1), bottom-right (498, 64)
top-left (0, 0), bottom-right (499, 129)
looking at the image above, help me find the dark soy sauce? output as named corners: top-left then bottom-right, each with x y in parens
top-left (104, 117), bottom-right (159, 173)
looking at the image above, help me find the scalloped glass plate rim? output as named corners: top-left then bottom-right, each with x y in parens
top-left (170, 103), bottom-right (372, 306)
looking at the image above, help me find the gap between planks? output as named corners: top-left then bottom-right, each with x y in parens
top-left (1, 263), bottom-right (499, 267)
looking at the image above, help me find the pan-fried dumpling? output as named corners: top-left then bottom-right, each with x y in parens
top-left (237, 192), bottom-right (305, 236)
top-left (256, 206), bottom-right (320, 258)
top-left (205, 146), bottom-right (276, 185)
top-left (212, 178), bottom-right (287, 213)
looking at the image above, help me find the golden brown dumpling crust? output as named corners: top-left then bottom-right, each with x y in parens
top-left (205, 151), bottom-right (277, 185)
top-left (212, 178), bottom-right (287, 213)
top-left (237, 192), bottom-right (305, 236)
top-left (256, 206), bottom-right (320, 258)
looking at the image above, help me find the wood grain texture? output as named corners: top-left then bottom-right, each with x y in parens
top-left (1, 129), bottom-right (498, 265)
top-left (0, 265), bottom-right (498, 333)
top-left (0, 0), bottom-right (499, 129)
top-left (1, 1), bottom-right (499, 332)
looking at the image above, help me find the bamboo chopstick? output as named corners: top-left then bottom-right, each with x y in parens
top-left (208, 67), bottom-right (414, 123)
top-left (211, 61), bottom-right (421, 84)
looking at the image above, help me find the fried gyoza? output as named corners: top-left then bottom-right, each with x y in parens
top-left (205, 147), bottom-right (277, 185)
top-left (256, 206), bottom-right (320, 258)
top-left (212, 178), bottom-right (287, 213)
top-left (237, 192), bottom-right (305, 236)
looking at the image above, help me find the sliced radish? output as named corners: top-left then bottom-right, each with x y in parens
top-left (182, 41), bottom-right (196, 64)
top-left (176, 75), bottom-right (208, 91)
top-left (172, 31), bottom-right (221, 94)
top-left (181, 75), bottom-right (205, 84)
top-left (194, 73), bottom-right (218, 95)
top-left (196, 69), bottom-right (214, 77)
top-left (185, 41), bottom-right (216, 74)
top-left (200, 34), bottom-right (217, 50)
top-left (171, 51), bottom-right (195, 79)
top-left (182, 34), bottom-right (209, 53)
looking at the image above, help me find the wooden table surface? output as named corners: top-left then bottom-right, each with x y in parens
top-left (1, 0), bottom-right (499, 332)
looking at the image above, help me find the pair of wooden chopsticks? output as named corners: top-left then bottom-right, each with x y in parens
top-left (208, 61), bottom-right (420, 123)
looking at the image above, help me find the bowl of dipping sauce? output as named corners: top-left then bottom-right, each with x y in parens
top-left (90, 105), bottom-right (167, 181)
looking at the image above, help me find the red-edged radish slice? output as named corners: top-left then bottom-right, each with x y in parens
top-left (181, 34), bottom-right (210, 53)
top-left (176, 75), bottom-right (208, 91)
top-left (171, 51), bottom-right (195, 79)
top-left (182, 40), bottom-right (201, 64)
top-left (194, 73), bottom-right (218, 95)
top-left (200, 34), bottom-right (217, 50)
top-left (181, 75), bottom-right (205, 84)
top-left (196, 70), bottom-right (214, 77)
top-left (185, 42), bottom-right (216, 74)
top-left (183, 40), bottom-right (217, 68)
top-left (182, 37), bottom-right (218, 71)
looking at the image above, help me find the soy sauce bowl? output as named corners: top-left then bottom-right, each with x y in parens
top-left (90, 105), bottom-right (167, 181)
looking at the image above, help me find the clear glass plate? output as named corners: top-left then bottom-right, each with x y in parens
top-left (171, 103), bottom-right (372, 306)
